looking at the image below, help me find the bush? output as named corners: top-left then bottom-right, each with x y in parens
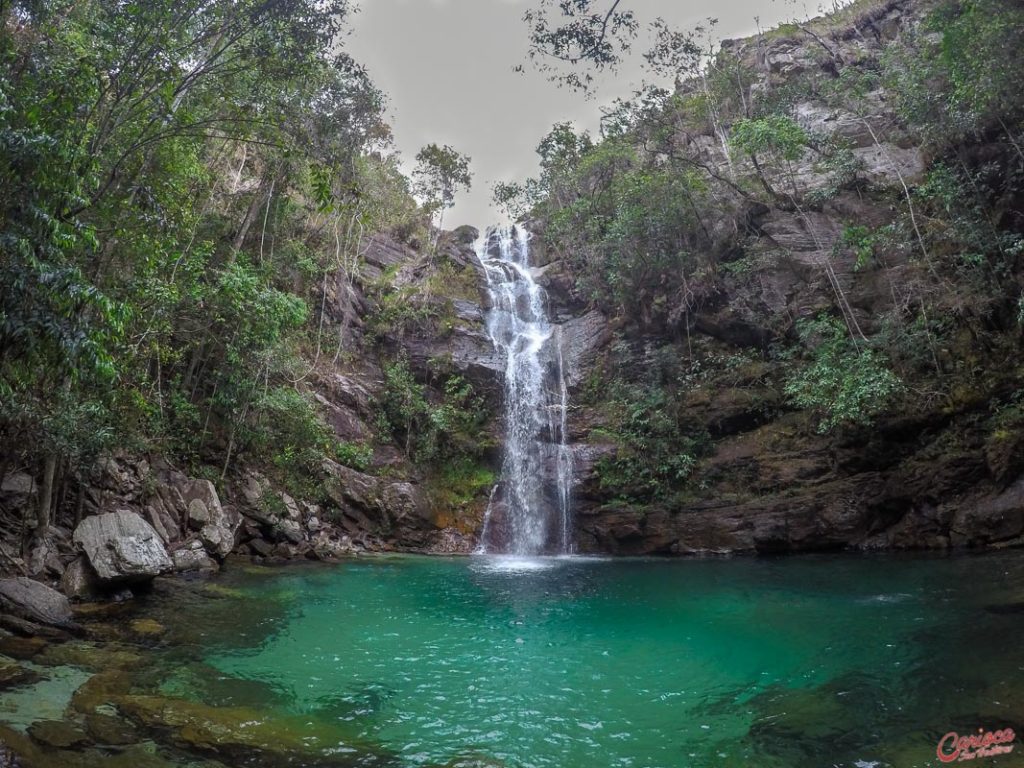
top-left (784, 316), bottom-right (903, 433)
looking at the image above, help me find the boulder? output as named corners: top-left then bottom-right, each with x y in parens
top-left (60, 556), bottom-right (101, 600)
top-left (171, 542), bottom-right (218, 572)
top-left (0, 472), bottom-right (34, 495)
top-left (248, 538), bottom-right (274, 557)
top-left (0, 577), bottom-right (74, 628)
top-left (182, 480), bottom-right (239, 558)
top-left (72, 511), bottom-right (173, 583)
top-left (275, 518), bottom-right (304, 545)
top-left (310, 530), bottom-right (356, 559)
top-left (28, 720), bottom-right (90, 749)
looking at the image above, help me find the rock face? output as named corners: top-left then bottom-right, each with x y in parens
top-left (72, 511), bottom-right (173, 583)
top-left (0, 577), bottom-right (74, 628)
top-left (321, 460), bottom-right (434, 547)
top-left (181, 479), bottom-right (239, 558)
top-left (519, 0), bottom-right (1024, 557)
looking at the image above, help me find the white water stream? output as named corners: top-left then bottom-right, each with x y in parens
top-left (475, 225), bottom-right (573, 555)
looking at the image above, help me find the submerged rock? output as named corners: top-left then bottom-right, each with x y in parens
top-left (0, 656), bottom-right (40, 690)
top-left (72, 511), bottom-right (173, 583)
top-left (114, 693), bottom-right (388, 762)
top-left (84, 712), bottom-right (138, 746)
top-left (27, 719), bottom-right (90, 749)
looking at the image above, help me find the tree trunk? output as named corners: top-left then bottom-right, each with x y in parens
top-left (36, 453), bottom-right (57, 537)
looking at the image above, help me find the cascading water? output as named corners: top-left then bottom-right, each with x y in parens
top-left (475, 225), bottom-right (573, 555)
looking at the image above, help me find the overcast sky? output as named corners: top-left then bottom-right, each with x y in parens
top-left (346, 0), bottom-right (837, 228)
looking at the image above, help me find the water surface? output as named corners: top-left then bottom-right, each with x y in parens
top-left (162, 552), bottom-right (1024, 767)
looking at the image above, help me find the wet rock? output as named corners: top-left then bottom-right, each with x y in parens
top-left (559, 310), bottom-right (610, 389)
top-left (60, 556), bottom-right (101, 601)
top-left (73, 511), bottom-right (172, 583)
top-left (0, 656), bottom-right (39, 690)
top-left (0, 635), bottom-right (47, 660)
top-left (38, 640), bottom-right (142, 672)
top-left (114, 693), bottom-right (384, 761)
top-left (27, 720), bottom-right (90, 749)
top-left (950, 479), bottom-right (1024, 546)
top-left (0, 577), bottom-right (74, 629)
top-left (171, 541), bottom-right (217, 572)
top-left (128, 618), bottom-right (165, 637)
top-left (84, 712), bottom-right (138, 746)
top-left (310, 530), bottom-right (356, 559)
top-left (71, 669), bottom-right (134, 715)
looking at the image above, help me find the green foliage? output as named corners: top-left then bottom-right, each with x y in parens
top-left (541, 136), bottom-right (713, 321)
top-left (730, 116), bottom-right (809, 163)
top-left (836, 225), bottom-right (877, 271)
top-left (785, 316), bottom-right (903, 433)
top-left (335, 441), bottom-right (373, 472)
top-left (883, 0), bottom-right (1024, 144)
top-left (412, 143), bottom-right (472, 219)
top-left (427, 457), bottom-right (497, 511)
top-left (374, 357), bottom-right (488, 465)
top-left (595, 384), bottom-right (699, 502)
top-left (521, 0), bottom-right (639, 92)
top-left (0, 0), bottom-right (415, 509)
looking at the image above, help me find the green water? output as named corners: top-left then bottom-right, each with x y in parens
top-left (3, 552), bottom-right (1024, 767)
top-left (155, 552), bottom-right (1024, 767)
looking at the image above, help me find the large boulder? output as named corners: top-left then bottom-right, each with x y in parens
top-left (0, 577), bottom-right (74, 628)
top-left (72, 510), bottom-right (173, 583)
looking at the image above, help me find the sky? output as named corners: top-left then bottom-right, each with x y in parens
top-left (346, 0), bottom-right (838, 228)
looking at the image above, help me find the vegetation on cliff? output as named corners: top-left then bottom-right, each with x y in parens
top-left (0, 0), bottom-right (485, 550)
top-left (507, 0), bottom-right (1024, 509)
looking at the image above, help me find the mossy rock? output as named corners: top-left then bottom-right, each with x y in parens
top-left (114, 694), bottom-right (391, 763)
top-left (37, 641), bottom-right (142, 672)
top-left (84, 712), bottom-right (139, 745)
top-left (70, 669), bottom-right (135, 716)
top-left (0, 633), bottom-right (48, 660)
top-left (28, 719), bottom-right (91, 748)
top-left (128, 619), bottom-right (166, 638)
top-left (200, 584), bottom-right (248, 600)
top-left (0, 654), bottom-right (40, 689)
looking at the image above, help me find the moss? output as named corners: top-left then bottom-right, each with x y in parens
top-left (114, 694), bottom-right (390, 762)
top-left (426, 458), bottom-right (497, 531)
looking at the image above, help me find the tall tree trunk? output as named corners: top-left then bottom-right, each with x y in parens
top-left (36, 453), bottom-right (57, 538)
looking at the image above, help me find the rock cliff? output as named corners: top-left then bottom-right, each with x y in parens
top-left (530, 0), bottom-right (1024, 555)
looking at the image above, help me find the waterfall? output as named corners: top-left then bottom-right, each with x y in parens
top-left (475, 225), bottom-right (573, 555)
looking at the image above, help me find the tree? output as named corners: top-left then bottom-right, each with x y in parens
top-left (0, 0), bottom-right (402, 551)
top-left (521, 0), bottom-right (638, 92)
top-left (411, 143), bottom-right (472, 247)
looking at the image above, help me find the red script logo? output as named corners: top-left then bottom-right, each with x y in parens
top-left (936, 728), bottom-right (1016, 762)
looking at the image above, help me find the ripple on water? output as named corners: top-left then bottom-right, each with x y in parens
top-left (470, 556), bottom-right (560, 573)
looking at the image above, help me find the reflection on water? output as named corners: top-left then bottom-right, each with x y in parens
top-left (1, 552), bottom-right (1023, 768)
